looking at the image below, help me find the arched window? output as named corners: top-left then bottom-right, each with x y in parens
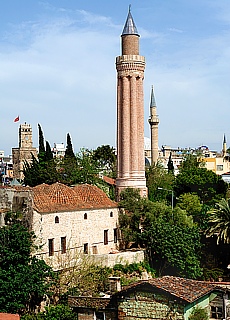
top-left (110, 211), bottom-right (113, 217)
top-left (84, 213), bottom-right (87, 220)
top-left (55, 216), bottom-right (59, 223)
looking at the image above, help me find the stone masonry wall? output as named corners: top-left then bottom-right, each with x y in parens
top-left (33, 207), bottom-right (119, 269)
top-left (118, 292), bottom-right (184, 320)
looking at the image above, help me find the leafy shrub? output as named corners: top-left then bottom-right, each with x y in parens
top-left (188, 306), bottom-right (209, 320)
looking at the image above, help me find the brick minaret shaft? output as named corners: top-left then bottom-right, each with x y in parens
top-left (148, 86), bottom-right (159, 165)
top-left (116, 8), bottom-right (147, 198)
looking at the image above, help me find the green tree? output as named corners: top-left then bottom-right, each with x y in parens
top-left (206, 198), bottom-right (230, 244)
top-left (174, 155), bottom-right (227, 204)
top-left (188, 307), bottom-right (209, 320)
top-left (118, 188), bottom-right (202, 278)
top-left (146, 163), bottom-right (174, 203)
top-left (167, 152), bottom-right (174, 174)
top-left (138, 203), bottom-right (202, 278)
top-left (92, 145), bottom-right (116, 177)
top-left (23, 154), bottom-right (58, 187)
top-left (38, 124), bottom-right (46, 165)
top-left (176, 193), bottom-right (202, 218)
top-left (45, 141), bottom-right (53, 161)
top-left (0, 219), bottom-right (56, 315)
top-left (21, 305), bottom-right (77, 320)
top-left (64, 133), bottom-right (75, 159)
top-left (74, 148), bottom-right (100, 185)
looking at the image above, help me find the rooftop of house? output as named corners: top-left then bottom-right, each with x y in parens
top-left (32, 182), bottom-right (117, 213)
top-left (117, 276), bottom-right (225, 303)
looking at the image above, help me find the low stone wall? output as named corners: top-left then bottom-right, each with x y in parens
top-left (91, 250), bottom-right (145, 267)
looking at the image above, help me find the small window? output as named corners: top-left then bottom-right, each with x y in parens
top-left (104, 230), bottom-right (108, 245)
top-left (110, 211), bottom-right (113, 217)
top-left (216, 165), bottom-right (223, 171)
top-left (84, 243), bottom-right (88, 254)
top-left (84, 213), bottom-right (87, 220)
top-left (92, 245), bottom-right (98, 254)
top-left (211, 306), bottom-right (223, 319)
top-left (114, 228), bottom-right (118, 243)
top-left (48, 239), bottom-right (54, 256)
top-left (61, 237), bottom-right (66, 254)
top-left (95, 312), bottom-right (105, 320)
top-left (55, 216), bottom-right (59, 223)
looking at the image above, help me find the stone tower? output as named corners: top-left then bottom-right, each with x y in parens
top-left (12, 123), bottom-right (37, 180)
top-left (148, 86), bottom-right (159, 165)
top-left (116, 7), bottom-right (147, 198)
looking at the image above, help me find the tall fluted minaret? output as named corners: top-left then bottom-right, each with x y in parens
top-left (223, 134), bottom-right (227, 157)
top-left (148, 86), bottom-right (159, 165)
top-left (116, 7), bottom-right (147, 198)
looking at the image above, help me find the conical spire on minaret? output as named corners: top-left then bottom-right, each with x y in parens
top-left (122, 5), bottom-right (139, 36)
top-left (223, 133), bottom-right (227, 157)
top-left (150, 85), bottom-right (157, 108)
top-left (148, 86), bottom-right (159, 165)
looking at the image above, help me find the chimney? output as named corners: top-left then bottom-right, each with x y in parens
top-left (108, 277), bottom-right (121, 293)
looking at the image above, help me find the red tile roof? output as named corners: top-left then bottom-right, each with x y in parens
top-left (0, 313), bottom-right (20, 320)
top-left (32, 182), bottom-right (117, 213)
top-left (103, 176), bottom-right (116, 185)
top-left (119, 276), bottom-right (223, 303)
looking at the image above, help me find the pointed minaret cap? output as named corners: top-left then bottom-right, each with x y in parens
top-left (223, 133), bottom-right (226, 144)
top-left (150, 85), bottom-right (157, 108)
top-left (122, 5), bottom-right (139, 36)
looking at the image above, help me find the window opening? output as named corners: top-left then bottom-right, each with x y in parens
top-left (61, 236), bottom-right (66, 254)
top-left (48, 239), bottom-right (54, 256)
top-left (84, 243), bottom-right (88, 254)
top-left (114, 228), bottom-right (118, 243)
top-left (104, 230), bottom-right (108, 245)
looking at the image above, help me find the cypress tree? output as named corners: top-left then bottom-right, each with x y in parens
top-left (64, 133), bottom-right (75, 159)
top-left (45, 141), bottom-right (53, 161)
top-left (167, 152), bottom-right (174, 174)
top-left (38, 124), bottom-right (46, 165)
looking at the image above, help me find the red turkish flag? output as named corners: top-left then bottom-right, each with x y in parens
top-left (14, 116), bottom-right (19, 122)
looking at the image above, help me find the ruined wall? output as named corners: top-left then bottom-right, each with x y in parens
top-left (0, 187), bottom-right (34, 229)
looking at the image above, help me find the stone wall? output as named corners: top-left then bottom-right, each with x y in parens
top-left (91, 250), bottom-right (145, 268)
top-left (33, 207), bottom-right (120, 269)
top-left (118, 291), bottom-right (184, 320)
top-left (0, 187), bottom-right (33, 229)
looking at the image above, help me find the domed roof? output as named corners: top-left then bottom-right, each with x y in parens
top-left (46, 182), bottom-right (78, 205)
top-left (72, 184), bottom-right (117, 209)
top-left (32, 182), bottom-right (117, 213)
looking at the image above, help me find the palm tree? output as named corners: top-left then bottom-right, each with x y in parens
top-left (206, 198), bottom-right (230, 244)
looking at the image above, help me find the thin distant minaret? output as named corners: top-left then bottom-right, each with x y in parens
top-left (116, 7), bottom-right (147, 198)
top-left (148, 86), bottom-right (159, 165)
top-left (223, 134), bottom-right (227, 157)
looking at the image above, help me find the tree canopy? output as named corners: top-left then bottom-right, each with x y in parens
top-left (174, 154), bottom-right (227, 204)
top-left (118, 188), bottom-right (202, 279)
top-left (206, 198), bottom-right (230, 244)
top-left (0, 216), bottom-right (56, 315)
top-left (92, 145), bottom-right (116, 177)
top-left (146, 163), bottom-right (174, 203)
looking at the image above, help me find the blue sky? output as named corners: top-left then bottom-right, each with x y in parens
top-left (1, 0), bottom-right (230, 155)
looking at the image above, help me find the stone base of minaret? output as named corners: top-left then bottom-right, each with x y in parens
top-left (116, 178), bottom-right (148, 200)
